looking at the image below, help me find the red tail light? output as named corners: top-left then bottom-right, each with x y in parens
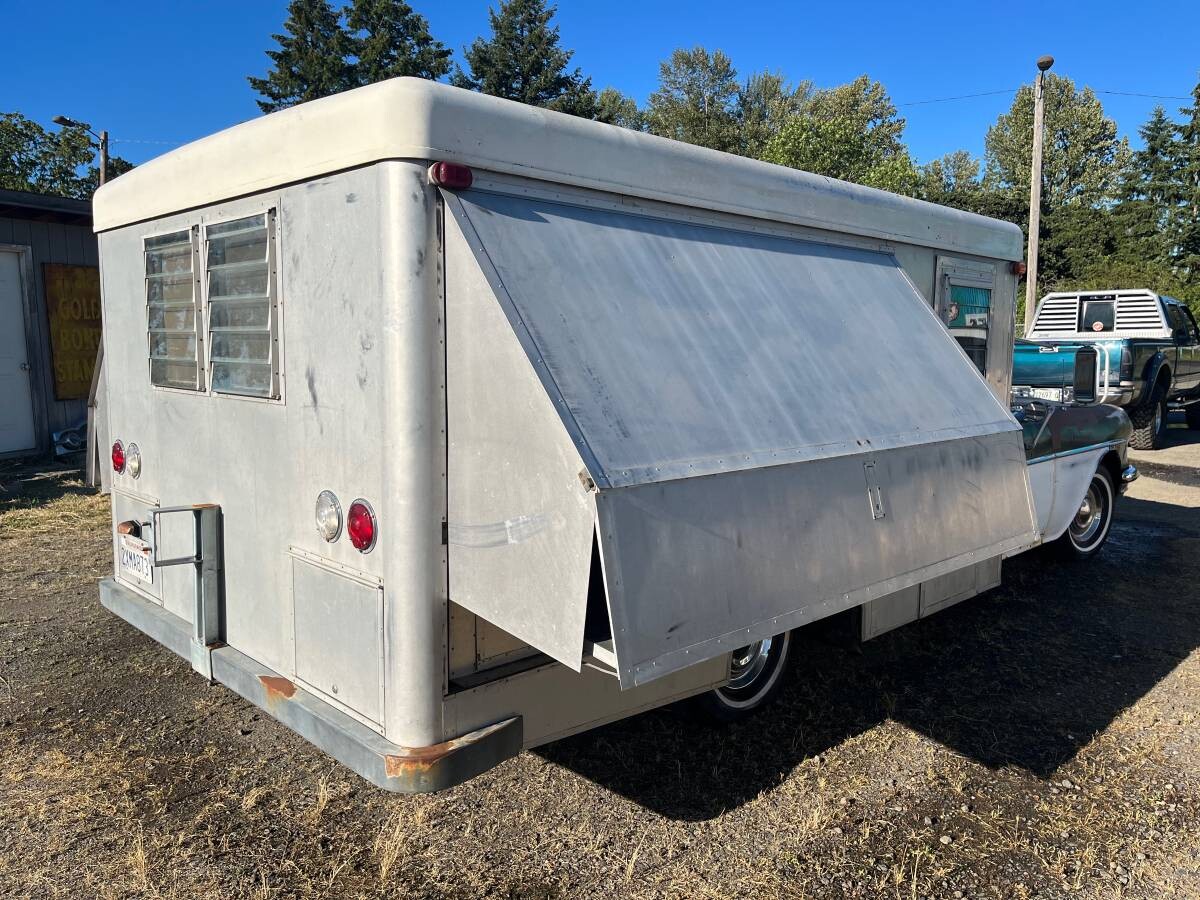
top-left (347, 499), bottom-right (377, 553)
top-left (428, 161), bottom-right (473, 190)
top-left (111, 440), bottom-right (126, 474)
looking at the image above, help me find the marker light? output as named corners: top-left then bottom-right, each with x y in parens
top-left (111, 440), bottom-right (126, 474)
top-left (428, 161), bottom-right (473, 190)
top-left (125, 443), bottom-right (142, 479)
top-left (347, 499), bottom-right (377, 553)
top-left (315, 490), bottom-right (342, 542)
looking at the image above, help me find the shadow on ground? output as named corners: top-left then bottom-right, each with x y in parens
top-left (0, 460), bottom-right (91, 515)
top-left (536, 496), bottom-right (1200, 821)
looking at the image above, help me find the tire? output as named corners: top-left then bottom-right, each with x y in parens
top-left (1186, 403), bottom-right (1200, 431)
top-left (1056, 466), bottom-right (1115, 559)
top-left (1129, 382), bottom-right (1168, 450)
top-left (691, 631), bottom-right (793, 723)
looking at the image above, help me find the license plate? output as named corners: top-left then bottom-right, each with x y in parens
top-left (119, 533), bottom-right (154, 584)
top-left (1030, 387), bottom-right (1063, 402)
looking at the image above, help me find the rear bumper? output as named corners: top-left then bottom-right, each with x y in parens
top-left (98, 578), bottom-right (521, 792)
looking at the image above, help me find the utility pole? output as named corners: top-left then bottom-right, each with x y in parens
top-left (98, 130), bottom-right (109, 185)
top-left (1023, 55), bottom-right (1054, 334)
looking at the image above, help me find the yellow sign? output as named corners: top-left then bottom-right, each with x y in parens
top-left (43, 263), bottom-right (102, 400)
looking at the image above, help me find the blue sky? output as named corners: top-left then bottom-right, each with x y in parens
top-left (3, 0), bottom-right (1199, 168)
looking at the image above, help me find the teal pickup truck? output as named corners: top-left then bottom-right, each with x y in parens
top-left (1016, 289), bottom-right (1200, 449)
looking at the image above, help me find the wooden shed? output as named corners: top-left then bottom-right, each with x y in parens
top-left (0, 189), bottom-right (99, 459)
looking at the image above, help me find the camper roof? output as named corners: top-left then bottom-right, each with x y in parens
top-left (93, 79), bottom-right (1022, 260)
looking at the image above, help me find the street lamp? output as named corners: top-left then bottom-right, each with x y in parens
top-left (52, 115), bottom-right (109, 187)
top-left (1023, 55), bottom-right (1054, 334)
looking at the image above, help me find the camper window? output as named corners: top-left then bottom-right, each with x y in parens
top-left (205, 211), bottom-right (279, 399)
top-left (936, 258), bottom-right (995, 376)
top-left (146, 228), bottom-right (203, 390)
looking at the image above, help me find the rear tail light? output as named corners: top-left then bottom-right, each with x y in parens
top-left (347, 499), bottom-right (377, 553)
top-left (315, 490), bottom-right (342, 542)
top-left (111, 440), bottom-right (126, 474)
top-left (125, 443), bottom-right (142, 478)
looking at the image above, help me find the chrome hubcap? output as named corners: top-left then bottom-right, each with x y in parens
top-left (1071, 483), bottom-right (1104, 544)
top-left (728, 637), bottom-right (773, 690)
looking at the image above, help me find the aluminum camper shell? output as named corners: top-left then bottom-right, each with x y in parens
top-left (95, 78), bottom-right (1034, 792)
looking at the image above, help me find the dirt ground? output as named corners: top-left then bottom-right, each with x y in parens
top-left (1, 425), bottom-right (1199, 899)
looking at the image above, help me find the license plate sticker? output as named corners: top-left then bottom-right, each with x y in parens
top-left (1030, 387), bottom-right (1063, 402)
top-left (119, 533), bottom-right (154, 584)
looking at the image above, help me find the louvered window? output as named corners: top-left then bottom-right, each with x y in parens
top-left (146, 228), bottom-right (202, 390)
top-left (205, 211), bottom-right (279, 398)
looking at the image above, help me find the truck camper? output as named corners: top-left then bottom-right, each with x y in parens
top-left (94, 78), bottom-right (1129, 792)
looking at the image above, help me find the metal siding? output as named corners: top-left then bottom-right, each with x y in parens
top-left (455, 190), bottom-right (1022, 489)
top-left (596, 433), bottom-right (1035, 686)
top-left (444, 203), bottom-right (595, 670)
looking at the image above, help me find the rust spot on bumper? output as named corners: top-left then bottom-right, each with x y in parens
top-left (383, 718), bottom-right (519, 782)
top-left (259, 675), bottom-right (297, 709)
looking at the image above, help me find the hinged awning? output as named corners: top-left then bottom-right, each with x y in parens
top-left (444, 188), bottom-right (1037, 687)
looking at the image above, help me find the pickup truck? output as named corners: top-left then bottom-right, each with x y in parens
top-left (1017, 289), bottom-right (1200, 449)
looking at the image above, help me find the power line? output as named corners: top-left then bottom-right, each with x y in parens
top-left (110, 137), bottom-right (183, 146)
top-left (898, 89), bottom-right (1017, 107)
top-left (1094, 89), bottom-right (1192, 101)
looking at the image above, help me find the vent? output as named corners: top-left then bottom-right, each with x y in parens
top-left (1032, 296), bottom-right (1080, 334)
top-left (1114, 295), bottom-right (1164, 330)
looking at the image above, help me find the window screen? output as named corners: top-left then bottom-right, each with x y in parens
top-left (206, 211), bottom-right (278, 398)
top-left (146, 229), bottom-right (202, 390)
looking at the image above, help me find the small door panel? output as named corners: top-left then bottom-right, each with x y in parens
top-left (0, 250), bottom-right (36, 453)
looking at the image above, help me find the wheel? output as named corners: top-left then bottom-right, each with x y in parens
top-left (1056, 467), bottom-right (1115, 558)
top-left (1129, 383), bottom-right (1168, 450)
top-left (691, 631), bottom-right (793, 723)
top-left (1186, 403), bottom-right (1200, 431)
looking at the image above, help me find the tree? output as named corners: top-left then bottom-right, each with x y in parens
top-left (451, 0), bottom-right (597, 117)
top-left (918, 150), bottom-right (981, 208)
top-left (736, 72), bottom-right (812, 158)
top-left (248, 0), bottom-right (353, 113)
top-left (1176, 78), bottom-right (1200, 291)
top-left (0, 113), bottom-right (98, 198)
top-left (646, 47), bottom-right (740, 153)
top-left (595, 88), bottom-right (647, 131)
top-left (984, 74), bottom-right (1127, 210)
top-left (762, 76), bottom-right (917, 193)
top-left (344, 0), bottom-right (450, 84)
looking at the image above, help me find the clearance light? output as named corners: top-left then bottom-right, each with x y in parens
top-left (315, 490), bottom-right (342, 542)
top-left (111, 440), bottom-right (126, 474)
top-left (125, 443), bottom-right (142, 478)
top-left (428, 161), bottom-right (473, 190)
top-left (347, 499), bottom-right (377, 553)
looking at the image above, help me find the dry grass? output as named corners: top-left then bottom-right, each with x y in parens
top-left (0, 459), bottom-right (1198, 898)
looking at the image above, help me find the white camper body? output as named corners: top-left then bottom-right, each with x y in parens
top-left (95, 79), bottom-right (1037, 791)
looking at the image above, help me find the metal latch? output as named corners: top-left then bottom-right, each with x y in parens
top-left (863, 461), bottom-right (886, 521)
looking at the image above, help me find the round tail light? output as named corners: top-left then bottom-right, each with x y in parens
top-left (111, 440), bottom-right (126, 474)
top-left (315, 490), bottom-right (342, 542)
top-left (125, 443), bottom-right (142, 478)
top-left (347, 499), bottom-right (377, 553)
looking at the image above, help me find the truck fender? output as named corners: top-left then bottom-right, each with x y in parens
top-left (1139, 353), bottom-right (1171, 404)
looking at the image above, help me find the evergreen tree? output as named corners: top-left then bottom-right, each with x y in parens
top-left (451, 0), bottom-right (597, 118)
top-left (248, 0), bottom-right (353, 113)
top-left (1176, 78), bottom-right (1200, 290)
top-left (345, 0), bottom-right (450, 85)
top-left (646, 48), bottom-right (740, 153)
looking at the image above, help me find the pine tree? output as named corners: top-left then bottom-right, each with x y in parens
top-left (451, 0), bottom-right (596, 117)
top-left (345, 0), bottom-right (451, 85)
top-left (248, 0), bottom-right (353, 113)
top-left (1176, 79), bottom-right (1200, 289)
